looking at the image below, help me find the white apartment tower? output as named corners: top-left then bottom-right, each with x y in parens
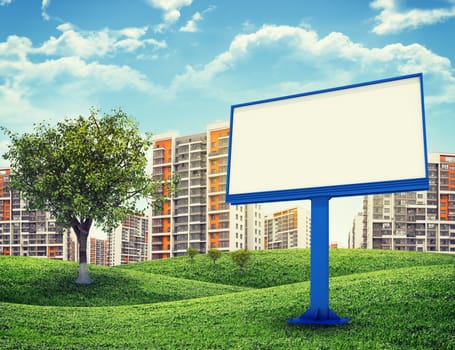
top-left (348, 212), bottom-right (364, 249)
top-left (264, 206), bottom-right (311, 249)
top-left (108, 214), bottom-right (149, 265)
top-left (361, 152), bottom-right (455, 253)
top-left (0, 168), bottom-right (69, 259)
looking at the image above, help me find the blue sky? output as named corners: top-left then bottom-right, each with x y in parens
top-left (1, 0), bottom-right (455, 245)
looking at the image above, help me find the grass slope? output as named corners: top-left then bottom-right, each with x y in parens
top-left (119, 248), bottom-right (455, 288)
top-left (0, 256), bottom-right (248, 306)
top-left (1, 264), bottom-right (454, 349)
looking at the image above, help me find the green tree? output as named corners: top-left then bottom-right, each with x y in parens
top-left (187, 247), bottom-right (198, 261)
top-left (231, 249), bottom-right (251, 275)
top-left (207, 248), bottom-right (221, 265)
top-left (1, 109), bottom-right (178, 284)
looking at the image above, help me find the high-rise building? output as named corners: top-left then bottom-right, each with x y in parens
top-left (148, 122), bottom-right (264, 259)
top-left (0, 168), bottom-right (69, 259)
top-left (348, 212), bottom-right (364, 249)
top-left (108, 214), bottom-right (149, 265)
top-left (89, 237), bottom-right (109, 266)
top-left (206, 122), bottom-right (264, 252)
top-left (264, 206), bottom-right (311, 249)
top-left (149, 131), bottom-right (206, 259)
top-left (360, 152), bottom-right (455, 253)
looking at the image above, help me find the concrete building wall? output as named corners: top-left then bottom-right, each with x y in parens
top-left (348, 212), bottom-right (364, 248)
top-left (148, 122), bottom-right (264, 259)
top-left (108, 214), bottom-right (148, 266)
top-left (264, 206), bottom-right (310, 249)
top-left (0, 168), bottom-right (68, 260)
top-left (361, 152), bottom-right (455, 253)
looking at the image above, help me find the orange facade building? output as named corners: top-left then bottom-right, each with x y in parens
top-left (149, 122), bottom-right (264, 259)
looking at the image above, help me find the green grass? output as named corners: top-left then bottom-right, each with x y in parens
top-left (1, 249), bottom-right (454, 349)
top-left (0, 256), bottom-right (248, 306)
top-left (119, 248), bottom-right (455, 288)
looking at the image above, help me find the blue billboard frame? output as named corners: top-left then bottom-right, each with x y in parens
top-left (226, 73), bottom-right (429, 325)
top-left (226, 73), bottom-right (429, 205)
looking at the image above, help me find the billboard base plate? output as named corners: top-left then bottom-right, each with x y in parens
top-left (288, 307), bottom-right (350, 326)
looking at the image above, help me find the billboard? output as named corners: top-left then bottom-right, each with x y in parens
top-left (226, 73), bottom-right (428, 204)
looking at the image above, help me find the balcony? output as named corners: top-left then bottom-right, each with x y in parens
top-left (190, 197), bottom-right (206, 205)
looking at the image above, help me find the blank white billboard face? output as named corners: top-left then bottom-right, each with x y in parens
top-left (226, 74), bottom-right (428, 204)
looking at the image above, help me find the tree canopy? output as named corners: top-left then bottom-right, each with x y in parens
top-left (2, 108), bottom-right (178, 283)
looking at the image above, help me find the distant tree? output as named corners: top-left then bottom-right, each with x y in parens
top-left (231, 249), bottom-right (251, 275)
top-left (1, 109), bottom-right (178, 284)
top-left (207, 248), bottom-right (222, 265)
top-left (187, 247), bottom-right (198, 261)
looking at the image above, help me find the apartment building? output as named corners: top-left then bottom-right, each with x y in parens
top-left (89, 237), bottom-right (109, 266)
top-left (207, 122), bottom-right (264, 252)
top-left (0, 168), bottom-right (68, 259)
top-left (149, 122), bottom-right (264, 259)
top-left (348, 212), bottom-right (364, 249)
top-left (360, 152), bottom-right (455, 253)
top-left (108, 214), bottom-right (149, 265)
top-left (264, 206), bottom-right (311, 249)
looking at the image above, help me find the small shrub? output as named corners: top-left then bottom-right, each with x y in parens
top-left (231, 249), bottom-right (251, 274)
top-left (187, 247), bottom-right (198, 261)
top-left (207, 248), bottom-right (222, 265)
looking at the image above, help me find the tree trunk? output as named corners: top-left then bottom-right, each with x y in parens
top-left (73, 218), bottom-right (93, 284)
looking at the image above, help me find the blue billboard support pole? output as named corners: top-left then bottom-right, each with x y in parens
top-left (288, 196), bottom-right (350, 325)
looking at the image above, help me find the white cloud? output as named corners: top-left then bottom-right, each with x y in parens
top-left (0, 33), bottom-right (165, 133)
top-left (145, 0), bottom-right (193, 32)
top-left (0, 22), bottom-right (170, 133)
top-left (0, 55), bottom-right (165, 157)
top-left (172, 25), bottom-right (318, 86)
top-left (163, 9), bottom-right (181, 23)
top-left (41, 0), bottom-right (51, 20)
top-left (0, 35), bottom-right (33, 60)
top-left (0, 0), bottom-right (12, 5)
top-left (32, 23), bottom-right (166, 59)
top-left (180, 12), bottom-right (202, 32)
top-left (147, 0), bottom-right (192, 12)
top-left (371, 0), bottom-right (455, 34)
top-left (15, 56), bottom-right (160, 97)
top-left (0, 81), bottom-right (57, 137)
top-left (180, 6), bottom-right (215, 33)
top-left (170, 24), bottom-right (455, 106)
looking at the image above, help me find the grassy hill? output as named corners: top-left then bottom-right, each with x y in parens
top-left (0, 256), bottom-right (249, 306)
top-left (118, 248), bottom-right (455, 288)
top-left (1, 249), bottom-right (454, 349)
